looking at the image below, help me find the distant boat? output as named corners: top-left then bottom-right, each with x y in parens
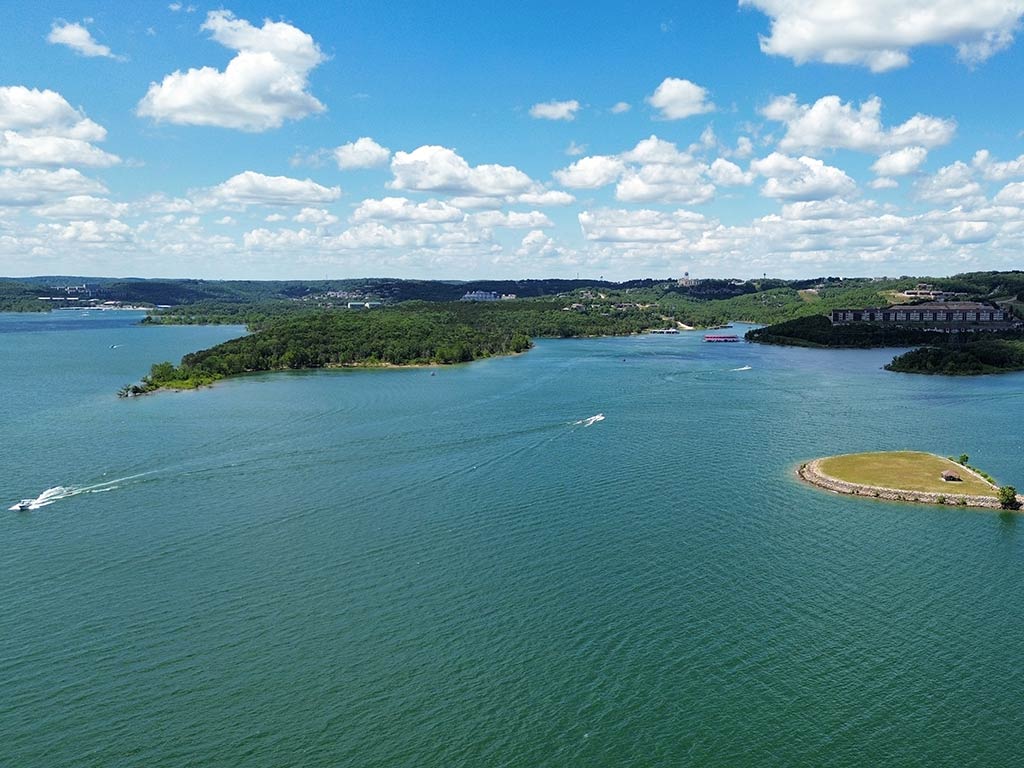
top-left (13, 499), bottom-right (33, 511)
top-left (703, 334), bottom-right (741, 343)
top-left (648, 328), bottom-right (680, 334)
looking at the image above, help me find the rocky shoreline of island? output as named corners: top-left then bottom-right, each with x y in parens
top-left (798, 457), bottom-right (1021, 510)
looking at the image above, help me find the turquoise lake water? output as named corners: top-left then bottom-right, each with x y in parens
top-left (2, 311), bottom-right (1023, 767)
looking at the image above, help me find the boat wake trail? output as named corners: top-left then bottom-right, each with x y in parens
top-left (9, 472), bottom-right (156, 511)
top-left (731, 365), bottom-right (752, 372)
top-left (573, 413), bottom-right (606, 427)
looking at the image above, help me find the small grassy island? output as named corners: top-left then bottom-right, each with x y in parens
top-left (799, 451), bottom-right (1022, 510)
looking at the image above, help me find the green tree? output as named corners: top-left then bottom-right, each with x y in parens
top-left (997, 486), bottom-right (1019, 509)
top-left (958, 454), bottom-right (969, 465)
top-left (148, 361), bottom-right (177, 383)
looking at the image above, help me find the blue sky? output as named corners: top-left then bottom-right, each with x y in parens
top-left (3, 1), bottom-right (1024, 280)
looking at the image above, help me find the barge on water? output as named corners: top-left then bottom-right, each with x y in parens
top-left (703, 334), bottom-right (742, 343)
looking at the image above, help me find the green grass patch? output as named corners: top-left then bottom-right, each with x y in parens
top-left (818, 451), bottom-right (996, 496)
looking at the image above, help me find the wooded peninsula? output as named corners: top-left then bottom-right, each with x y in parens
top-left (121, 300), bottom-right (663, 394)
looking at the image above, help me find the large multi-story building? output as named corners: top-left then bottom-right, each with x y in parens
top-left (461, 290), bottom-right (499, 301)
top-left (830, 301), bottom-right (1017, 332)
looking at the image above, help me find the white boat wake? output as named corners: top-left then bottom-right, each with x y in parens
top-left (9, 472), bottom-right (154, 511)
top-left (731, 365), bottom-right (752, 371)
top-left (574, 413), bottom-right (605, 427)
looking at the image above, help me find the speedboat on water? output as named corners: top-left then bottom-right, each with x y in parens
top-left (14, 499), bottom-right (33, 511)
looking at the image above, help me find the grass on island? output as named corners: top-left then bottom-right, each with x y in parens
top-left (817, 451), bottom-right (997, 496)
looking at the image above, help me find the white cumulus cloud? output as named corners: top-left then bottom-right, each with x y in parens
top-left (0, 132), bottom-right (119, 168)
top-left (333, 137), bottom-right (391, 170)
top-left (994, 181), bottom-right (1024, 204)
top-left (972, 149), bottom-right (1024, 181)
top-left (915, 161), bottom-right (983, 203)
top-left (47, 20), bottom-right (123, 60)
top-left (580, 208), bottom-right (710, 244)
top-left (472, 210), bottom-right (553, 229)
top-left (554, 135), bottom-right (727, 204)
top-left (514, 188), bottom-right (576, 206)
top-left (33, 195), bottom-right (128, 219)
top-left (529, 100), bottom-right (581, 121)
top-left (137, 10), bottom-right (326, 131)
top-left (0, 87), bottom-right (117, 168)
top-left (871, 147), bottom-right (929, 176)
top-left (553, 155), bottom-right (626, 189)
top-left (751, 152), bottom-right (857, 201)
top-left (0, 86), bottom-right (106, 141)
top-left (709, 158), bottom-right (755, 186)
top-left (869, 177), bottom-right (899, 190)
top-left (763, 95), bottom-right (955, 153)
top-left (293, 207), bottom-right (338, 225)
top-left (205, 171), bottom-right (340, 207)
top-left (352, 197), bottom-right (464, 223)
top-left (389, 145), bottom-right (533, 197)
top-left (616, 137), bottom-right (715, 204)
top-left (740, 0), bottom-right (1024, 71)
top-left (0, 168), bottom-right (106, 206)
top-left (647, 78), bottom-right (714, 120)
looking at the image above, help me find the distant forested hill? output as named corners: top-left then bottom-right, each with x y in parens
top-left (0, 280), bottom-right (47, 311)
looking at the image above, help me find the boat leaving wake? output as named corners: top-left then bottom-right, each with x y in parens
top-left (574, 413), bottom-right (605, 427)
top-left (731, 365), bottom-right (752, 371)
top-left (9, 472), bottom-right (153, 511)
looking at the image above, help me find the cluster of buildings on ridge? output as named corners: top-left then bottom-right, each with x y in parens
top-left (36, 288), bottom-right (151, 311)
top-left (830, 283), bottom-right (1024, 332)
top-left (460, 290), bottom-right (518, 301)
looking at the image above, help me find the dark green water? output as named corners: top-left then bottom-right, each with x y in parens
top-left (2, 311), bottom-right (1023, 767)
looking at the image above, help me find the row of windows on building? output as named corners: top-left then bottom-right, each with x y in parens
top-left (834, 309), bottom-right (1005, 323)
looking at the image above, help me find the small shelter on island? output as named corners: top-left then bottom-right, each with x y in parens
top-left (941, 470), bottom-right (962, 482)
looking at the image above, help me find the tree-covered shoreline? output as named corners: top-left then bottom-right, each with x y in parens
top-left (885, 341), bottom-right (1024, 375)
top-left (745, 315), bottom-right (1024, 376)
top-left (743, 315), bottom-right (952, 348)
top-left (121, 300), bottom-right (667, 394)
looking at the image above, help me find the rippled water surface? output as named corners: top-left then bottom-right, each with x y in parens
top-left (2, 311), bottom-right (1023, 767)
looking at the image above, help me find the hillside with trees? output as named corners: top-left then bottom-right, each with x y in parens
top-left (744, 315), bottom-right (951, 348)
top-left (885, 340), bottom-right (1024, 375)
top-left (0, 280), bottom-right (48, 312)
top-left (122, 300), bottom-right (665, 393)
